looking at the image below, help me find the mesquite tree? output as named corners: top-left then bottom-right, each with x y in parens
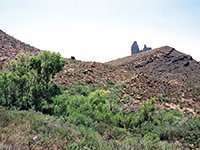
top-left (0, 51), bottom-right (66, 112)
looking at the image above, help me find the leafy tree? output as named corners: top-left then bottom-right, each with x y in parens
top-left (8, 54), bottom-right (34, 109)
top-left (0, 51), bottom-right (66, 111)
top-left (30, 51), bottom-right (66, 112)
top-left (30, 50), bottom-right (66, 87)
top-left (0, 71), bottom-right (11, 106)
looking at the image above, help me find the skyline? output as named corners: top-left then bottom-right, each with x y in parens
top-left (0, 0), bottom-right (200, 62)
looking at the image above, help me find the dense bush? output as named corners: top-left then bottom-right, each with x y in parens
top-left (0, 51), bottom-right (66, 112)
top-left (53, 89), bottom-right (123, 127)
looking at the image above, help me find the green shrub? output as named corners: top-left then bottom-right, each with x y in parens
top-left (66, 85), bottom-right (93, 96)
top-left (132, 87), bottom-right (138, 93)
top-left (68, 112), bottom-right (94, 128)
top-left (66, 127), bottom-right (108, 150)
top-left (177, 117), bottom-right (200, 148)
top-left (117, 136), bottom-right (177, 150)
top-left (133, 98), bottom-right (156, 127)
top-left (107, 79), bottom-right (116, 85)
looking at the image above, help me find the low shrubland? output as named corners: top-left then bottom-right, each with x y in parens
top-left (1, 85), bottom-right (200, 149)
top-left (0, 52), bottom-right (200, 149)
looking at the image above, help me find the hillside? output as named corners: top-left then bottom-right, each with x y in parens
top-left (106, 46), bottom-right (200, 86)
top-left (0, 29), bottom-right (199, 113)
top-left (0, 29), bottom-right (40, 68)
top-left (50, 59), bottom-right (200, 116)
top-left (52, 59), bottom-right (132, 87)
top-left (1, 29), bottom-right (200, 149)
top-left (0, 29), bottom-right (199, 112)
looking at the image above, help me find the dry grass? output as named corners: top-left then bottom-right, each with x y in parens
top-left (0, 107), bottom-right (80, 149)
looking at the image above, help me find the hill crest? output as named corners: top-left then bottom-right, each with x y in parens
top-left (106, 46), bottom-right (200, 86)
top-left (0, 29), bottom-right (40, 67)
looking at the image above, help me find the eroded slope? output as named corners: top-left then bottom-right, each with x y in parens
top-left (107, 46), bottom-right (200, 86)
top-left (0, 30), bottom-right (40, 67)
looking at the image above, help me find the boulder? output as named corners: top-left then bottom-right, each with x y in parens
top-left (71, 56), bottom-right (76, 60)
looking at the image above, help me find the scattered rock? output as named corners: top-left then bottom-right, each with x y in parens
top-left (184, 62), bottom-right (190, 67)
top-left (0, 29), bottom-right (40, 67)
top-left (136, 96), bottom-right (142, 100)
top-left (109, 46), bottom-right (200, 86)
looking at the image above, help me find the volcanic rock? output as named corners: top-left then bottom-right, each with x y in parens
top-left (131, 41), bottom-right (140, 55)
top-left (131, 41), bottom-right (152, 55)
top-left (142, 44), bottom-right (152, 52)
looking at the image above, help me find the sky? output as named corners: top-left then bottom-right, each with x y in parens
top-left (0, 0), bottom-right (200, 62)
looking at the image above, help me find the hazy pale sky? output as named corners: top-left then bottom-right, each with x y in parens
top-left (1, 0), bottom-right (200, 62)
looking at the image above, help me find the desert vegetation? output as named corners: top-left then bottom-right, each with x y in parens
top-left (0, 51), bottom-right (200, 149)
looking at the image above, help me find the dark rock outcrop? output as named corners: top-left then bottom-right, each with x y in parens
top-left (131, 41), bottom-right (152, 55)
top-left (131, 41), bottom-right (140, 55)
top-left (142, 45), bottom-right (152, 52)
top-left (71, 56), bottom-right (76, 60)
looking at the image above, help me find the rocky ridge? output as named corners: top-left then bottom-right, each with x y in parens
top-left (108, 46), bottom-right (200, 86)
top-left (0, 29), bottom-right (40, 68)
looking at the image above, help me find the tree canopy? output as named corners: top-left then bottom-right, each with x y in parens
top-left (0, 50), bottom-right (66, 112)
